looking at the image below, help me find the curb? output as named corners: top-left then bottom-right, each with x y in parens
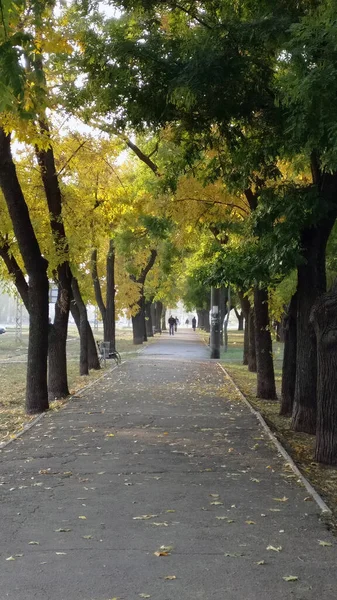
top-left (217, 363), bottom-right (332, 515)
top-left (0, 362), bottom-right (121, 453)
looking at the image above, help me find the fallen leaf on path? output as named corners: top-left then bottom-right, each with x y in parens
top-left (55, 552), bottom-right (67, 555)
top-left (105, 434), bottom-right (115, 438)
top-left (6, 556), bottom-right (16, 561)
top-left (164, 575), bottom-right (177, 580)
top-left (165, 510), bottom-right (175, 513)
top-left (55, 528), bottom-right (72, 532)
top-left (139, 594), bottom-right (150, 598)
top-left (245, 521), bottom-right (256, 525)
top-left (273, 497), bottom-right (288, 502)
top-left (28, 541), bottom-right (40, 545)
top-left (210, 501), bottom-right (223, 506)
top-left (209, 494), bottom-right (220, 498)
top-left (318, 540), bottom-right (332, 547)
top-left (256, 560), bottom-right (266, 565)
top-left (151, 522), bottom-right (168, 527)
top-left (83, 535), bottom-right (92, 539)
top-left (133, 515), bottom-right (158, 520)
top-left (154, 545), bottom-right (173, 556)
top-left (267, 545), bottom-right (282, 552)
top-left (283, 576), bottom-right (298, 582)
top-left (78, 516), bottom-right (87, 520)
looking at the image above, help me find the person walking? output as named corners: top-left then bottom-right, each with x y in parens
top-left (168, 315), bottom-right (175, 335)
top-left (192, 316), bottom-right (196, 331)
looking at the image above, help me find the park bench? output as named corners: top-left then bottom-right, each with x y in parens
top-left (96, 341), bottom-right (121, 367)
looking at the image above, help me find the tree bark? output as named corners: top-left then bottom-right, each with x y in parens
top-left (203, 307), bottom-right (210, 333)
top-left (254, 287), bottom-right (276, 399)
top-left (292, 225), bottom-right (333, 433)
top-left (234, 307), bottom-right (244, 330)
top-left (130, 250), bottom-right (157, 344)
top-left (311, 284), bottom-right (337, 464)
top-left (248, 308), bottom-right (257, 372)
top-left (197, 309), bottom-right (204, 329)
top-left (0, 128), bottom-right (49, 414)
top-left (155, 301), bottom-right (162, 332)
top-left (71, 278), bottom-right (89, 375)
top-left (91, 248), bottom-right (106, 330)
top-left (35, 119), bottom-right (73, 400)
top-left (239, 292), bottom-right (250, 366)
top-left (161, 305), bottom-right (167, 330)
top-left (48, 282), bottom-right (70, 400)
top-left (145, 300), bottom-right (154, 337)
top-left (0, 240), bottom-right (29, 310)
top-left (105, 240), bottom-right (116, 351)
top-left (280, 293), bottom-right (297, 416)
top-left (132, 298), bottom-right (146, 344)
top-left (70, 299), bottom-right (100, 370)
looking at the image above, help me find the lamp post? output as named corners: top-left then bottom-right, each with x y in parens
top-left (210, 286), bottom-right (220, 359)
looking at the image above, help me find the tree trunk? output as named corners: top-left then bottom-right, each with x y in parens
top-left (71, 278), bottom-right (89, 375)
top-left (48, 280), bottom-right (70, 401)
top-left (0, 128), bottom-right (49, 414)
top-left (91, 248), bottom-right (106, 332)
top-left (197, 310), bottom-right (204, 329)
top-left (311, 284), bottom-right (337, 464)
top-left (132, 304), bottom-right (146, 344)
top-left (237, 313), bottom-right (244, 331)
top-left (254, 287), bottom-right (276, 399)
top-left (292, 225), bottom-right (333, 433)
top-left (161, 305), bottom-right (167, 330)
top-left (203, 307), bottom-right (210, 333)
top-left (105, 240), bottom-right (116, 351)
top-left (35, 118), bottom-right (74, 400)
top-left (239, 292), bottom-right (250, 366)
top-left (280, 293), bottom-right (297, 416)
top-left (26, 270), bottom-right (50, 413)
top-left (145, 300), bottom-right (154, 337)
top-left (248, 308), bottom-right (257, 372)
top-left (155, 301), bottom-right (162, 332)
top-left (70, 295), bottom-right (100, 370)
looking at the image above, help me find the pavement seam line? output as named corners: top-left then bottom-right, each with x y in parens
top-left (217, 362), bottom-right (332, 515)
top-left (0, 362), bottom-right (122, 452)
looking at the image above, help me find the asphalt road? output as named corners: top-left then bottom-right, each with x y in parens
top-left (0, 330), bottom-right (336, 600)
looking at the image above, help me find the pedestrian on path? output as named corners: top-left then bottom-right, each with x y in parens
top-left (168, 315), bottom-right (175, 335)
top-left (192, 316), bottom-right (196, 331)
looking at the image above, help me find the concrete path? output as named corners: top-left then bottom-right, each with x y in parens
top-left (0, 331), bottom-right (336, 600)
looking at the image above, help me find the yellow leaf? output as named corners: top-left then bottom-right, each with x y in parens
top-left (266, 545), bottom-right (282, 552)
top-left (210, 501), bottom-right (224, 506)
top-left (133, 514), bottom-right (158, 520)
top-left (273, 497), bottom-right (288, 502)
top-left (245, 520), bottom-right (256, 525)
top-left (28, 541), bottom-right (40, 545)
top-left (78, 516), bottom-right (87, 520)
top-left (283, 576), bottom-right (298, 582)
top-left (164, 575), bottom-right (177, 580)
top-left (318, 540), bottom-right (332, 547)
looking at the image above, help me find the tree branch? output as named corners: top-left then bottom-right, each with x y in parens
top-left (91, 248), bottom-right (106, 320)
top-left (0, 239), bottom-right (29, 310)
top-left (138, 249), bottom-right (158, 284)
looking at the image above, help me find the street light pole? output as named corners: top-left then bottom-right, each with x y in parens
top-left (210, 286), bottom-right (220, 359)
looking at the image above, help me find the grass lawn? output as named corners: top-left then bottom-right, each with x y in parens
top-left (0, 326), bottom-right (141, 444)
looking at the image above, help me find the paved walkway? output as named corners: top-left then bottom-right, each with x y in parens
top-left (0, 330), bottom-right (336, 600)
